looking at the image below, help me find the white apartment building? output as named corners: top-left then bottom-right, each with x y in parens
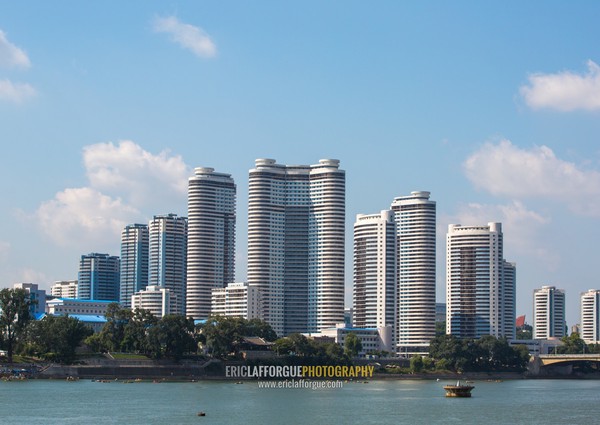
top-left (533, 285), bottom-right (565, 339)
top-left (581, 289), bottom-right (600, 344)
top-left (186, 167), bottom-right (236, 320)
top-left (247, 159), bottom-right (345, 336)
top-left (446, 222), bottom-right (515, 339)
top-left (352, 211), bottom-right (396, 331)
top-left (308, 324), bottom-right (393, 357)
top-left (50, 280), bottom-right (78, 299)
top-left (391, 191), bottom-right (436, 355)
top-left (131, 285), bottom-right (176, 318)
top-left (210, 282), bottom-right (262, 319)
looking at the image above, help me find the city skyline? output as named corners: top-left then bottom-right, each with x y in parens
top-left (2, 2), bottom-right (600, 328)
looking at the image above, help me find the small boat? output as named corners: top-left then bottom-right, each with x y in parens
top-left (197, 411), bottom-right (206, 416)
top-left (443, 380), bottom-right (475, 398)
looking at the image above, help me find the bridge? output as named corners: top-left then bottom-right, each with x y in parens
top-left (538, 354), bottom-right (600, 366)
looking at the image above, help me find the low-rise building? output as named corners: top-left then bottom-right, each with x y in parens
top-left (131, 285), bottom-right (177, 318)
top-left (211, 282), bottom-right (262, 319)
top-left (50, 280), bottom-right (78, 299)
top-left (46, 298), bottom-right (114, 316)
top-left (13, 283), bottom-right (46, 315)
top-left (306, 324), bottom-right (393, 357)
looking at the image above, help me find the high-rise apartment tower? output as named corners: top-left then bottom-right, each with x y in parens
top-left (186, 167), bottom-right (236, 319)
top-left (119, 223), bottom-right (149, 309)
top-left (247, 158), bottom-right (345, 336)
top-left (391, 191), bottom-right (436, 355)
top-left (149, 214), bottom-right (187, 315)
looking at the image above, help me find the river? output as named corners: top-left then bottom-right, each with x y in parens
top-left (1, 378), bottom-right (599, 424)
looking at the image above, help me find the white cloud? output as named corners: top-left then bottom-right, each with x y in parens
top-left (520, 60), bottom-right (600, 111)
top-left (153, 15), bottom-right (216, 58)
top-left (464, 140), bottom-right (600, 216)
top-left (0, 30), bottom-right (30, 68)
top-left (33, 141), bottom-right (190, 247)
top-left (0, 79), bottom-right (36, 103)
top-left (83, 140), bottom-right (190, 208)
top-left (35, 187), bottom-right (139, 247)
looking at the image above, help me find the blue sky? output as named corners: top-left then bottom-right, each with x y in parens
top-left (1, 1), bottom-right (600, 328)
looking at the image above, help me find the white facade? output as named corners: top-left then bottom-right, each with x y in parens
top-left (210, 282), bottom-right (262, 319)
top-left (309, 324), bottom-right (393, 356)
top-left (391, 191), bottom-right (436, 354)
top-left (47, 298), bottom-right (113, 316)
top-left (131, 285), bottom-right (176, 318)
top-left (50, 280), bottom-right (78, 299)
top-left (533, 285), bottom-right (565, 339)
top-left (13, 283), bottom-right (46, 315)
top-left (446, 223), bottom-right (515, 339)
top-left (248, 159), bottom-right (345, 336)
top-left (186, 167), bottom-right (236, 320)
top-left (581, 289), bottom-right (600, 344)
top-left (149, 214), bottom-right (187, 315)
top-left (352, 211), bottom-right (396, 331)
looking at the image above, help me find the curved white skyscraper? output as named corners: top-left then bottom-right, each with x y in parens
top-left (248, 159), bottom-right (345, 336)
top-left (391, 191), bottom-right (436, 355)
top-left (186, 167), bottom-right (236, 320)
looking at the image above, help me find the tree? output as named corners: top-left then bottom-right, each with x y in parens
top-left (344, 332), bottom-right (362, 358)
top-left (148, 315), bottom-right (196, 360)
top-left (410, 355), bottom-right (424, 373)
top-left (0, 288), bottom-right (32, 362)
top-left (199, 316), bottom-right (278, 359)
top-left (121, 308), bottom-right (158, 354)
top-left (98, 303), bottom-right (132, 352)
top-left (557, 332), bottom-right (587, 354)
top-left (24, 315), bottom-right (93, 363)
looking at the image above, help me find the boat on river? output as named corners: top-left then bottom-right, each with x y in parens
top-left (443, 381), bottom-right (475, 397)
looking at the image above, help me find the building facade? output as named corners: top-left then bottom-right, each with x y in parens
top-left (581, 289), bottom-right (600, 344)
top-left (533, 285), bottom-right (565, 339)
top-left (391, 191), bottom-right (436, 355)
top-left (352, 211), bottom-right (396, 332)
top-left (46, 298), bottom-right (113, 316)
top-left (50, 280), bottom-right (78, 299)
top-left (119, 223), bottom-right (149, 309)
top-left (149, 214), bottom-right (188, 315)
top-left (131, 285), bottom-right (175, 318)
top-left (186, 167), bottom-right (236, 320)
top-left (13, 283), bottom-right (46, 315)
top-left (247, 158), bottom-right (345, 336)
top-left (446, 223), bottom-right (515, 339)
top-left (210, 282), bottom-right (262, 319)
top-left (77, 253), bottom-right (120, 301)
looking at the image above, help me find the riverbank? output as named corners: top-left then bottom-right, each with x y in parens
top-left (6, 356), bottom-right (600, 381)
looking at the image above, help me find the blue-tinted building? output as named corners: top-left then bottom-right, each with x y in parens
top-left (77, 253), bottom-right (120, 301)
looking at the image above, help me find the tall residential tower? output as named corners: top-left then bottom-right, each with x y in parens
top-left (247, 159), bottom-right (345, 336)
top-left (446, 223), bottom-right (515, 339)
top-left (391, 191), bottom-right (436, 355)
top-left (186, 167), bottom-right (236, 319)
top-left (149, 214), bottom-right (188, 315)
top-left (533, 285), bottom-right (565, 339)
top-left (119, 223), bottom-right (149, 309)
top-left (352, 211), bottom-right (396, 330)
top-left (581, 289), bottom-right (600, 344)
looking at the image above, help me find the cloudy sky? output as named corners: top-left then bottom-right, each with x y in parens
top-left (1, 1), bottom-right (599, 327)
